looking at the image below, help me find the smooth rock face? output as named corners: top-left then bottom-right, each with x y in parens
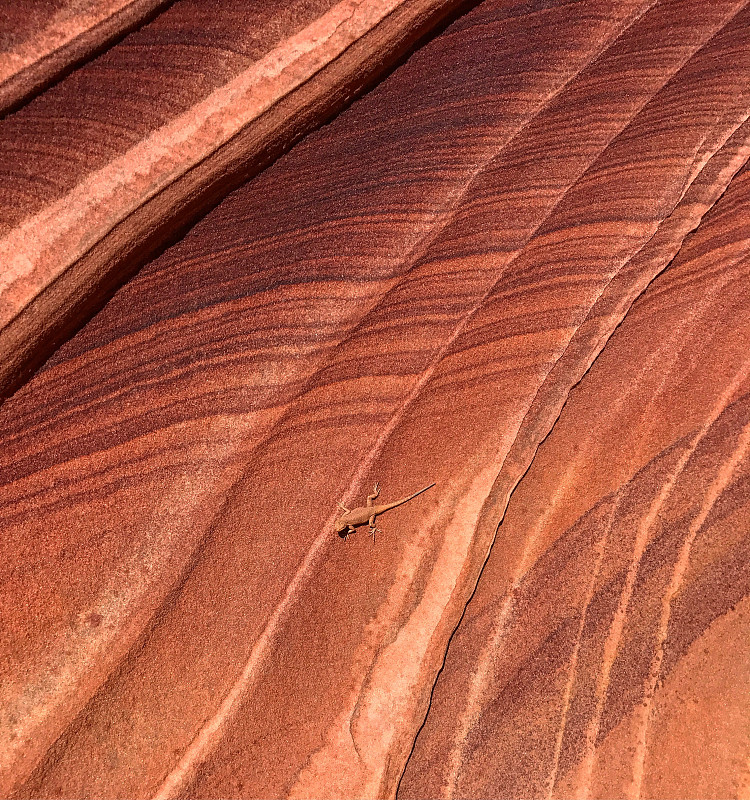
top-left (0, 0), bottom-right (471, 400)
top-left (1, 0), bottom-right (749, 798)
top-left (0, 0), bottom-right (174, 115)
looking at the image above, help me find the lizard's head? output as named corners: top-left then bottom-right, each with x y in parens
top-left (334, 518), bottom-right (348, 534)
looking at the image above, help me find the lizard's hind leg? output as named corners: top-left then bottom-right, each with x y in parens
top-left (368, 515), bottom-right (381, 542)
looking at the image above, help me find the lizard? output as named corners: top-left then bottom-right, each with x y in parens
top-left (335, 481), bottom-right (436, 541)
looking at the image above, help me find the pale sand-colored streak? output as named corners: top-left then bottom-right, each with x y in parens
top-left (288, 462), bottom-right (498, 799)
top-left (442, 463), bottom-right (579, 799)
top-left (629, 411), bottom-right (750, 798)
top-left (0, 0), bottom-right (150, 84)
top-left (546, 498), bottom-right (617, 799)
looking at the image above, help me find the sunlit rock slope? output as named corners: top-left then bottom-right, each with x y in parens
top-left (0, 0), bottom-right (748, 798)
top-left (0, 0), bottom-right (467, 400)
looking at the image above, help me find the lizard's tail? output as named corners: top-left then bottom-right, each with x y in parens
top-left (404, 482), bottom-right (436, 502)
top-left (385, 482), bottom-right (436, 511)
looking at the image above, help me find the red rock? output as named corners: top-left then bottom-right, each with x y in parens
top-left (1, 0), bottom-right (749, 798)
top-left (0, 0), bottom-right (173, 115)
top-left (399, 141), bottom-right (750, 800)
top-left (0, 0), bottom-right (472, 401)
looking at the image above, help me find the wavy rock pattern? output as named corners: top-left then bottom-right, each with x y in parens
top-left (400, 160), bottom-right (750, 799)
top-left (0, 0), bottom-right (471, 401)
top-left (0, 0), bottom-right (175, 115)
top-left (0, 0), bottom-right (748, 798)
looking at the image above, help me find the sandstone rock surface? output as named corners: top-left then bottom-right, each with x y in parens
top-left (0, 0), bottom-right (174, 115)
top-left (0, 0), bottom-right (748, 798)
top-left (0, 0), bottom-right (470, 401)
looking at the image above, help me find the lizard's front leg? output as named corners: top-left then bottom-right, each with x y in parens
top-left (368, 515), bottom-right (381, 542)
top-left (344, 524), bottom-right (356, 541)
top-left (367, 482), bottom-right (380, 507)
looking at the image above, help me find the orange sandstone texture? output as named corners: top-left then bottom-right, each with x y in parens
top-left (0, 0), bottom-right (749, 799)
top-left (399, 162), bottom-right (750, 799)
top-left (0, 0), bottom-right (473, 401)
top-left (0, 0), bottom-right (175, 115)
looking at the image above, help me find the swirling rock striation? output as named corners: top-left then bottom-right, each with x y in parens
top-left (0, 0), bottom-right (748, 798)
top-left (0, 0), bottom-right (475, 402)
top-left (399, 158), bottom-right (750, 799)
